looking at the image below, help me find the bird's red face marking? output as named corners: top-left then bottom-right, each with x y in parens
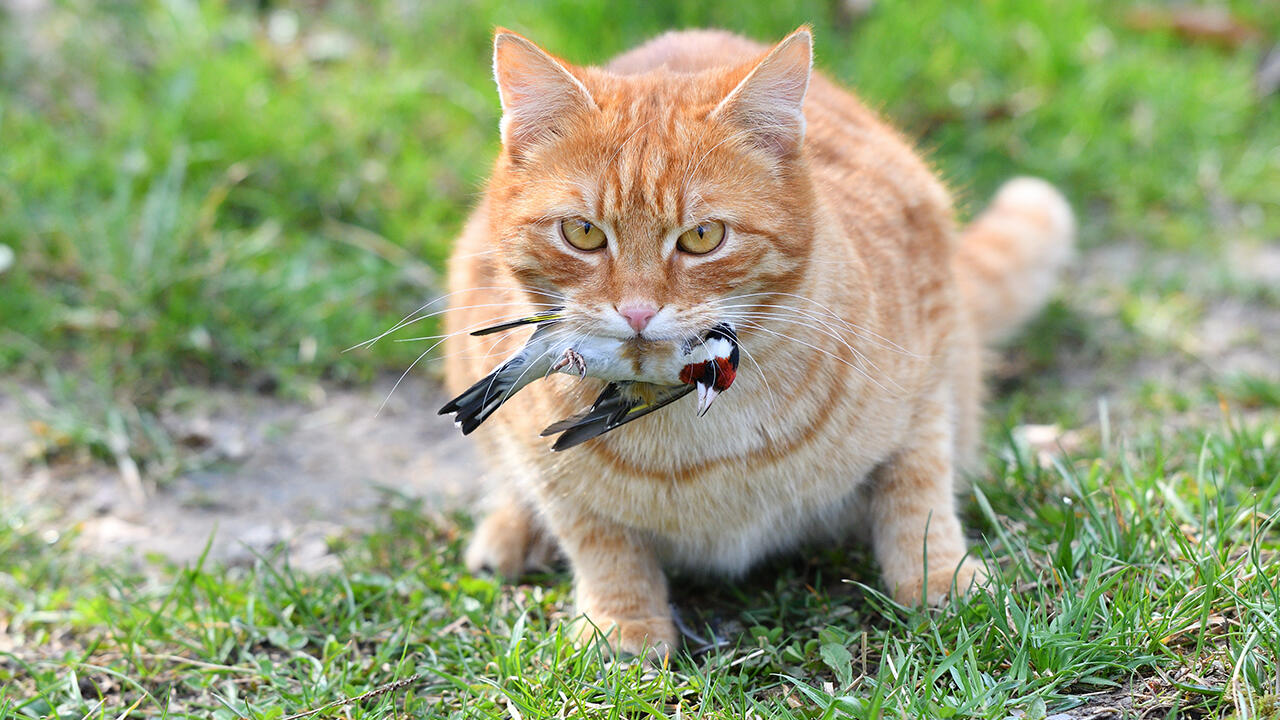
top-left (679, 358), bottom-right (736, 390)
top-left (711, 357), bottom-right (736, 390)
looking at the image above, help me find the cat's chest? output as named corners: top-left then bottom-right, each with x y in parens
top-left (540, 386), bottom-right (898, 532)
top-left (561, 440), bottom-right (881, 574)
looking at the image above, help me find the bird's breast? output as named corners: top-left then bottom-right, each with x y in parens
top-left (570, 337), bottom-right (687, 384)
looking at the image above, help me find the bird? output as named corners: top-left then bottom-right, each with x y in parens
top-left (438, 310), bottom-right (739, 446)
top-left (540, 324), bottom-right (739, 451)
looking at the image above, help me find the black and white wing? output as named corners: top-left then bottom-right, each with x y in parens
top-left (540, 382), bottom-right (694, 451)
top-left (438, 355), bottom-right (534, 434)
top-left (439, 322), bottom-right (561, 434)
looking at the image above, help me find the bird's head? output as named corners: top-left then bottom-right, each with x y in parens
top-left (677, 324), bottom-right (740, 416)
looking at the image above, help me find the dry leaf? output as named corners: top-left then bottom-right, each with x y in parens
top-left (1126, 5), bottom-right (1262, 50)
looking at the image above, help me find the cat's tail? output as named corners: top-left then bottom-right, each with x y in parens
top-left (954, 177), bottom-right (1075, 343)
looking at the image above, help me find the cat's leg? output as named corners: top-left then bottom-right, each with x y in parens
top-left (868, 403), bottom-right (986, 606)
top-left (546, 506), bottom-right (676, 660)
top-left (465, 487), bottom-right (557, 578)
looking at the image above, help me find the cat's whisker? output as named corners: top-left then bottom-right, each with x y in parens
top-left (729, 310), bottom-right (868, 358)
top-left (724, 311), bottom-right (908, 395)
top-left (351, 301), bottom-right (562, 352)
top-left (375, 303), bottom-right (575, 418)
top-left (396, 303), bottom-right (578, 343)
top-left (719, 291), bottom-right (924, 357)
top-left (729, 318), bottom-right (902, 399)
top-left (480, 326), bottom-right (580, 409)
top-left (712, 299), bottom-right (923, 360)
top-left (393, 309), bottom-right (558, 343)
top-left (714, 303), bottom-right (901, 367)
top-left (710, 332), bottom-right (781, 417)
top-left (378, 320), bottom-right (562, 418)
top-left (349, 290), bottom-right (566, 352)
top-left (376, 341), bottom-right (445, 419)
top-left (734, 320), bottom-right (899, 399)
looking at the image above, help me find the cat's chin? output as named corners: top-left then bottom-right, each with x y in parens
top-left (616, 336), bottom-right (681, 365)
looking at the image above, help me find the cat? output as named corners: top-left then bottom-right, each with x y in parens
top-left (442, 26), bottom-right (1074, 658)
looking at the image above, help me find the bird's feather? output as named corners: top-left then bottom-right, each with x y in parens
top-left (438, 355), bottom-right (530, 434)
top-left (541, 382), bottom-right (694, 451)
top-left (469, 309), bottom-right (564, 336)
top-left (439, 321), bottom-right (563, 433)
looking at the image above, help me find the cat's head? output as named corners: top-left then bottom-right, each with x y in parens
top-left (486, 27), bottom-right (816, 347)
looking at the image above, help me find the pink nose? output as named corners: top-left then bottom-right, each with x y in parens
top-left (618, 304), bottom-right (657, 333)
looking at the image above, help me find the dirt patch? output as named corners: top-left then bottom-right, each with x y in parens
top-left (1, 378), bottom-right (481, 571)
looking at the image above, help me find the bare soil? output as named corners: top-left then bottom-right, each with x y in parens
top-left (0, 378), bottom-right (480, 571)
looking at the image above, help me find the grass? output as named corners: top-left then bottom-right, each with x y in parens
top-left (2, 0), bottom-right (1279, 717)
top-left (3, 416), bottom-right (1278, 717)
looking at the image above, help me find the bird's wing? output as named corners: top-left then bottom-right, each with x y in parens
top-left (439, 324), bottom-right (560, 434)
top-left (541, 382), bottom-right (694, 451)
top-left (438, 355), bottom-right (533, 434)
top-left (469, 308), bottom-right (564, 336)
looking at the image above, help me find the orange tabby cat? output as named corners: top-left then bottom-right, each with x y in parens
top-left (443, 26), bottom-right (1073, 658)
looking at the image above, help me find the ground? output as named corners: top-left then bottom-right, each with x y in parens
top-left (1, 380), bottom-right (478, 570)
top-left (2, 0), bottom-right (1279, 718)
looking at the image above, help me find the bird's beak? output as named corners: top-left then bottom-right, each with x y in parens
top-left (695, 381), bottom-right (720, 417)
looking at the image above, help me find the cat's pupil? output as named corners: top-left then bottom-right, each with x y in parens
top-left (697, 226), bottom-right (705, 238)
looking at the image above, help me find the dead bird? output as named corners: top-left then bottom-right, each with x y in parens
top-left (438, 310), bottom-right (739, 445)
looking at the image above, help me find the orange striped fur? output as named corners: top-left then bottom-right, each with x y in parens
top-left (444, 27), bottom-right (1074, 658)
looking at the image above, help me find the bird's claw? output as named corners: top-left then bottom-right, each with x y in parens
top-left (550, 348), bottom-right (588, 379)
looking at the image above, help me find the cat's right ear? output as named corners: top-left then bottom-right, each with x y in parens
top-left (493, 29), bottom-right (597, 155)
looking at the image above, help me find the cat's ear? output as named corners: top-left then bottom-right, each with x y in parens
top-left (712, 27), bottom-right (813, 159)
top-left (493, 29), bottom-right (597, 154)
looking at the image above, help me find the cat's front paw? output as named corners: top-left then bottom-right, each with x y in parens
top-left (890, 557), bottom-right (988, 607)
top-left (465, 503), bottom-right (557, 578)
top-left (570, 612), bottom-right (677, 663)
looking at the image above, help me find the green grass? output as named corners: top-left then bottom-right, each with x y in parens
top-left (3, 0), bottom-right (1279, 717)
top-left (3, 417), bottom-right (1278, 717)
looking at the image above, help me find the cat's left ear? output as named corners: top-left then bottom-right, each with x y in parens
top-left (492, 29), bottom-right (598, 155)
top-left (712, 27), bottom-right (813, 159)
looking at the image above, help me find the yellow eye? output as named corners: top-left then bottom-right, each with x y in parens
top-left (677, 220), bottom-right (726, 255)
top-left (560, 218), bottom-right (607, 251)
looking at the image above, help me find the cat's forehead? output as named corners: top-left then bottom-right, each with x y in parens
top-left (590, 68), bottom-right (728, 116)
top-left (573, 78), bottom-right (740, 224)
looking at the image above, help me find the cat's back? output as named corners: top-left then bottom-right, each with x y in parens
top-left (606, 29), bottom-right (768, 74)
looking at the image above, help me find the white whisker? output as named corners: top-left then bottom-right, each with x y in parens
top-left (729, 319), bottom-right (902, 398)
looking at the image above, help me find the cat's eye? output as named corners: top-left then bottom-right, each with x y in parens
top-left (560, 218), bottom-right (607, 251)
top-left (677, 220), bottom-right (726, 255)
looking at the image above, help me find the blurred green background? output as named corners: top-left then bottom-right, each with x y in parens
top-left (1, 0), bottom-right (1277, 471)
